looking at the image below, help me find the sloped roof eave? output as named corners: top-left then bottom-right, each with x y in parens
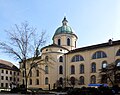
top-left (41, 44), bottom-right (69, 52)
top-left (66, 40), bottom-right (120, 54)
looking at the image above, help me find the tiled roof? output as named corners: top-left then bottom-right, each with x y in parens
top-left (67, 40), bottom-right (120, 54)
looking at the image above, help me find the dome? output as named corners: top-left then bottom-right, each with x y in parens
top-left (55, 25), bottom-right (73, 35)
top-left (54, 17), bottom-right (73, 36)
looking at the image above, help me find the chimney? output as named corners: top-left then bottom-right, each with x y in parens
top-left (108, 39), bottom-right (113, 45)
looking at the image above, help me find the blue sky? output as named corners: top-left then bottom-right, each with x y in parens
top-left (0, 0), bottom-right (120, 64)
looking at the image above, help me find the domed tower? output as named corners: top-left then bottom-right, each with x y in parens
top-left (53, 17), bottom-right (78, 50)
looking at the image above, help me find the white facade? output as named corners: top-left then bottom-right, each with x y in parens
top-left (0, 60), bottom-right (20, 90)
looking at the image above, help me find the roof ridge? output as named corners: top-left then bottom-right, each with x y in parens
top-left (67, 40), bottom-right (120, 54)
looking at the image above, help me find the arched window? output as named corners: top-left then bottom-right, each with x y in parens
top-left (116, 61), bottom-right (120, 66)
top-left (80, 64), bottom-right (84, 74)
top-left (36, 79), bottom-right (39, 85)
top-left (23, 79), bottom-right (24, 85)
top-left (101, 74), bottom-right (107, 83)
top-left (91, 75), bottom-right (96, 84)
top-left (45, 56), bottom-right (49, 62)
top-left (117, 62), bottom-right (120, 67)
top-left (91, 63), bottom-right (96, 73)
top-left (71, 55), bottom-right (84, 62)
top-left (29, 79), bottom-right (32, 85)
top-left (115, 73), bottom-right (120, 83)
top-left (115, 59), bottom-right (120, 69)
top-left (70, 77), bottom-right (75, 85)
top-left (59, 77), bottom-right (63, 85)
top-left (75, 41), bottom-right (76, 48)
top-left (30, 70), bottom-right (32, 77)
top-left (59, 56), bottom-right (63, 62)
top-left (58, 39), bottom-right (61, 46)
top-left (22, 63), bottom-right (25, 68)
top-left (92, 51), bottom-right (107, 59)
top-left (71, 65), bottom-right (75, 74)
top-left (67, 38), bottom-right (70, 46)
top-left (79, 76), bottom-right (84, 85)
top-left (45, 65), bottom-right (48, 74)
top-left (59, 65), bottom-right (63, 74)
top-left (116, 49), bottom-right (120, 56)
top-left (102, 61), bottom-right (107, 69)
top-left (45, 77), bottom-right (49, 85)
top-left (23, 71), bottom-right (25, 77)
top-left (36, 70), bottom-right (39, 77)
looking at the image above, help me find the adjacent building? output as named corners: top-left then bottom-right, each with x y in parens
top-left (0, 60), bottom-right (20, 90)
top-left (20, 17), bottom-right (120, 90)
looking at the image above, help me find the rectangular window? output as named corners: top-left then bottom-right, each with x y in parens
top-left (5, 83), bottom-right (8, 88)
top-left (6, 76), bottom-right (8, 80)
top-left (1, 76), bottom-right (4, 80)
top-left (17, 78), bottom-right (19, 82)
top-left (14, 78), bottom-right (16, 82)
top-left (6, 70), bottom-right (8, 74)
top-left (14, 72), bottom-right (16, 76)
top-left (10, 77), bottom-right (12, 81)
top-left (10, 71), bottom-right (12, 75)
top-left (1, 70), bottom-right (4, 73)
top-left (1, 83), bottom-right (4, 87)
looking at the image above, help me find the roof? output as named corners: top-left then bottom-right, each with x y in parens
top-left (67, 39), bottom-right (120, 54)
top-left (0, 59), bottom-right (13, 67)
top-left (41, 43), bottom-right (69, 51)
top-left (54, 25), bottom-right (73, 35)
top-left (24, 56), bottom-right (41, 62)
top-left (0, 60), bottom-right (19, 71)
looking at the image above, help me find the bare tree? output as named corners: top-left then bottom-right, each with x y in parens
top-left (55, 77), bottom-right (79, 88)
top-left (99, 62), bottom-right (120, 86)
top-left (0, 21), bottom-right (47, 92)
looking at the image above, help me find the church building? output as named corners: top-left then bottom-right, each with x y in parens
top-left (21, 17), bottom-right (120, 90)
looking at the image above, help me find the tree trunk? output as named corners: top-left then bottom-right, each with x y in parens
top-left (107, 73), bottom-right (114, 86)
top-left (24, 60), bottom-right (27, 93)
